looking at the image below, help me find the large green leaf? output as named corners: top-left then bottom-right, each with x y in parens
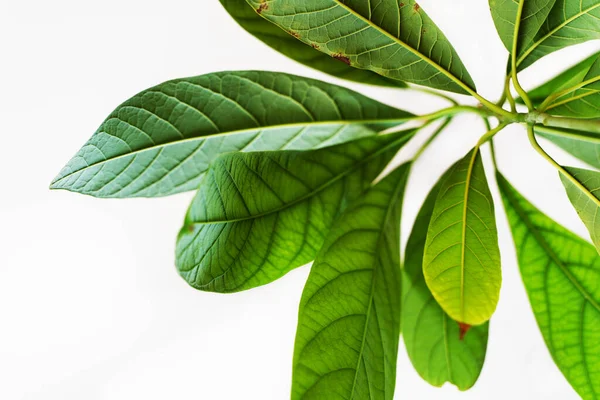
top-left (219, 0), bottom-right (406, 88)
top-left (292, 164), bottom-right (410, 400)
top-left (526, 51), bottom-right (600, 117)
top-left (560, 166), bottom-right (600, 254)
top-left (526, 50), bottom-right (600, 105)
top-left (403, 174), bottom-right (489, 390)
top-left (423, 148), bottom-right (502, 326)
top-left (536, 125), bottom-right (600, 169)
top-left (245, 0), bottom-right (476, 94)
top-left (497, 173), bottom-right (600, 399)
top-left (517, 0), bottom-right (600, 71)
top-left (176, 130), bottom-right (414, 293)
top-left (489, 0), bottom-right (556, 53)
top-left (50, 71), bottom-right (411, 198)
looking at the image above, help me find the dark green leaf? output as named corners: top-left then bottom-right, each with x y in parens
top-left (560, 166), bottom-right (600, 254)
top-left (219, 0), bottom-right (407, 88)
top-left (51, 71), bottom-right (411, 198)
top-left (489, 0), bottom-right (556, 54)
top-left (517, 0), bottom-right (600, 71)
top-left (498, 172), bottom-right (600, 399)
top-left (403, 174), bottom-right (489, 390)
top-left (423, 148), bottom-right (502, 325)
top-left (536, 125), bottom-right (600, 169)
top-left (292, 164), bottom-right (410, 400)
top-left (176, 130), bottom-right (414, 293)
top-left (245, 0), bottom-right (476, 94)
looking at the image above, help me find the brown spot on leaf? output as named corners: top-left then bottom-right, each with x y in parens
top-left (257, 2), bottom-right (268, 14)
top-left (311, 43), bottom-right (320, 50)
top-left (414, 3), bottom-right (420, 11)
top-left (458, 323), bottom-right (472, 341)
top-left (289, 31), bottom-right (300, 38)
top-left (333, 53), bottom-right (351, 65)
top-left (399, 2), bottom-right (405, 6)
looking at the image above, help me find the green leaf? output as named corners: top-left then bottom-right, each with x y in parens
top-left (536, 125), bottom-right (600, 169)
top-left (403, 174), bottom-right (489, 391)
top-left (525, 50), bottom-right (600, 105)
top-left (517, 0), bottom-right (600, 71)
top-left (489, 0), bottom-right (556, 54)
top-left (245, 0), bottom-right (476, 94)
top-left (219, 0), bottom-right (407, 88)
top-left (497, 173), bottom-right (600, 399)
top-left (526, 51), bottom-right (600, 117)
top-left (292, 164), bottom-right (410, 400)
top-left (50, 71), bottom-right (411, 198)
top-left (423, 148), bottom-right (502, 326)
top-left (176, 130), bottom-right (414, 293)
top-left (560, 166), bottom-right (600, 254)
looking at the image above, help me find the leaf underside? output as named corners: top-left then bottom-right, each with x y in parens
top-left (517, 0), bottom-right (600, 71)
top-left (219, 0), bottom-right (407, 88)
top-left (498, 173), bottom-right (600, 399)
top-left (176, 130), bottom-right (414, 293)
top-left (403, 174), bottom-right (488, 391)
top-left (51, 71), bottom-right (411, 198)
top-left (489, 0), bottom-right (557, 54)
top-left (423, 149), bottom-right (502, 326)
top-left (560, 166), bottom-right (600, 255)
top-left (536, 126), bottom-right (600, 170)
top-left (292, 164), bottom-right (410, 400)
top-left (245, 0), bottom-right (475, 94)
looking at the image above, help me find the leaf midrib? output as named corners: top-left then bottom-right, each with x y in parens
top-left (187, 133), bottom-right (413, 226)
top-left (50, 118), bottom-right (406, 187)
top-left (460, 149), bottom-right (480, 322)
top-left (348, 167), bottom-right (409, 400)
top-left (517, 3), bottom-right (600, 67)
top-left (500, 177), bottom-right (600, 313)
top-left (272, 0), bottom-right (475, 94)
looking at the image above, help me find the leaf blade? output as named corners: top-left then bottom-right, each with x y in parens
top-left (51, 71), bottom-right (411, 198)
top-left (292, 164), bottom-right (410, 400)
top-left (498, 173), bottom-right (600, 399)
top-left (176, 130), bottom-right (414, 293)
top-left (517, 0), bottom-right (600, 71)
top-left (403, 174), bottom-right (489, 390)
top-left (245, 0), bottom-right (475, 94)
top-left (560, 166), bottom-right (600, 254)
top-left (536, 125), bottom-right (600, 169)
top-left (423, 149), bottom-right (502, 326)
top-left (219, 0), bottom-right (407, 88)
top-left (489, 0), bottom-right (557, 54)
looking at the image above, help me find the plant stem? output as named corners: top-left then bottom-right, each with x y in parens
top-left (528, 112), bottom-right (600, 134)
top-left (477, 122), bottom-right (509, 146)
top-left (511, 1), bottom-right (534, 111)
top-left (413, 118), bottom-right (452, 161)
top-left (527, 125), bottom-right (600, 208)
top-left (504, 75), bottom-right (517, 112)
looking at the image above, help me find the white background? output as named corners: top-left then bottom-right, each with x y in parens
top-left (1, 0), bottom-right (598, 398)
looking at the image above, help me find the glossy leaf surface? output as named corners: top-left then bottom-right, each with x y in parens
top-left (423, 149), bottom-right (502, 326)
top-left (517, 0), bottom-right (600, 71)
top-left (560, 166), bottom-right (600, 254)
top-left (498, 173), bottom-right (600, 399)
top-left (176, 131), bottom-right (414, 293)
top-left (51, 71), bottom-right (411, 198)
top-left (245, 0), bottom-right (475, 94)
top-left (292, 164), bottom-right (410, 400)
top-left (220, 0), bottom-right (406, 88)
top-left (403, 175), bottom-right (489, 390)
